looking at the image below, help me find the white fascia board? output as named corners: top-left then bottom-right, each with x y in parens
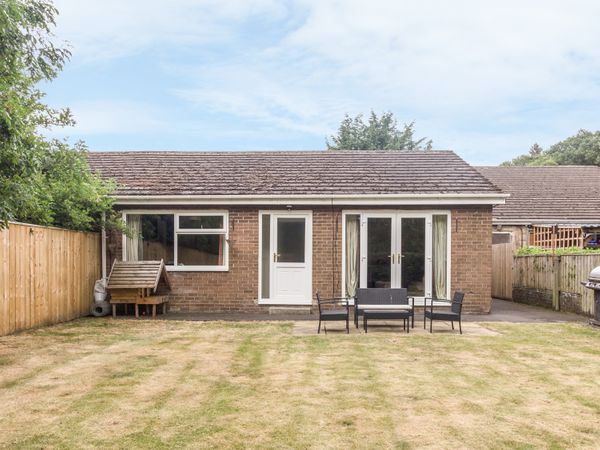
top-left (113, 193), bottom-right (508, 206)
top-left (493, 219), bottom-right (600, 226)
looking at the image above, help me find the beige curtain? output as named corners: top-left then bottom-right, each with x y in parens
top-left (433, 215), bottom-right (447, 299)
top-left (345, 215), bottom-right (360, 297)
top-left (126, 215), bottom-right (141, 261)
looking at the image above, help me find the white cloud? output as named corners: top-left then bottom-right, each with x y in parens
top-left (49, 0), bottom-right (600, 161)
top-left (285, 0), bottom-right (600, 108)
top-left (53, 0), bottom-right (287, 61)
top-left (50, 100), bottom-right (165, 135)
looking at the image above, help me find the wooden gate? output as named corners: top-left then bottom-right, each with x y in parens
top-left (492, 243), bottom-right (513, 300)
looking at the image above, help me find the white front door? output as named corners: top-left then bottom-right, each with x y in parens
top-left (259, 212), bottom-right (312, 305)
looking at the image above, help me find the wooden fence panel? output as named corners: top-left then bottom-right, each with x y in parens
top-left (513, 254), bottom-right (600, 316)
top-left (492, 243), bottom-right (513, 299)
top-left (560, 255), bottom-right (600, 316)
top-left (0, 222), bottom-right (100, 336)
top-left (513, 255), bottom-right (553, 290)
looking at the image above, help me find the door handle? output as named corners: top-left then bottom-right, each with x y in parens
top-left (273, 253), bottom-right (280, 262)
top-left (388, 254), bottom-right (395, 264)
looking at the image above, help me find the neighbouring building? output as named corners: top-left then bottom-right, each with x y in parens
top-left (89, 150), bottom-right (507, 314)
top-left (477, 166), bottom-right (600, 251)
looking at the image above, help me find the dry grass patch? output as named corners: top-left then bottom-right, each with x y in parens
top-left (0, 319), bottom-right (599, 449)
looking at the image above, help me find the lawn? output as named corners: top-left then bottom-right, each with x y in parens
top-left (0, 319), bottom-right (599, 449)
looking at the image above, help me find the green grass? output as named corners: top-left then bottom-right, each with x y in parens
top-left (0, 319), bottom-right (599, 449)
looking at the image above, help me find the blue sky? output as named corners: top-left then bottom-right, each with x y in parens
top-left (45, 0), bottom-right (600, 165)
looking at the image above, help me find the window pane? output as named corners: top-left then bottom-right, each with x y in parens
top-left (261, 214), bottom-right (270, 299)
top-left (367, 217), bottom-right (391, 288)
top-left (432, 215), bottom-right (448, 299)
top-left (492, 233), bottom-right (512, 245)
top-left (401, 217), bottom-right (425, 297)
top-left (177, 234), bottom-right (224, 266)
top-left (276, 218), bottom-right (305, 263)
top-left (179, 215), bottom-right (224, 229)
top-left (126, 214), bottom-right (174, 265)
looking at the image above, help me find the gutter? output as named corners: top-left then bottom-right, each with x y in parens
top-left (112, 193), bottom-right (509, 206)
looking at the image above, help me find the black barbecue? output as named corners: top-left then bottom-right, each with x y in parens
top-left (582, 265), bottom-right (600, 327)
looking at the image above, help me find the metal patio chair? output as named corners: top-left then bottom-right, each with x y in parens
top-left (423, 292), bottom-right (465, 334)
top-left (316, 292), bottom-right (350, 334)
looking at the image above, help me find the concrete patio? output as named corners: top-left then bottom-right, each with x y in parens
top-left (134, 298), bottom-right (589, 324)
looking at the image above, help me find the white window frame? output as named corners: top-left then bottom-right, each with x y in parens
top-left (340, 209), bottom-right (452, 302)
top-left (121, 210), bottom-right (229, 272)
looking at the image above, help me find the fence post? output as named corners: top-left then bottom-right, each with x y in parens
top-left (552, 255), bottom-right (561, 311)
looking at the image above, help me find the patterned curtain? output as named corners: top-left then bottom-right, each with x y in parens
top-left (345, 215), bottom-right (360, 297)
top-left (126, 215), bottom-right (141, 261)
top-left (433, 215), bottom-right (448, 299)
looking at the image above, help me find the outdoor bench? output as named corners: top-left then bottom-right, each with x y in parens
top-left (354, 288), bottom-right (414, 328)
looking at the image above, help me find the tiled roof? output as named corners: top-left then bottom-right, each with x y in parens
top-left (87, 150), bottom-right (500, 196)
top-left (476, 166), bottom-right (600, 225)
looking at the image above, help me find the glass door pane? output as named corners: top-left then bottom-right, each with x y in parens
top-left (401, 218), bottom-right (426, 296)
top-left (261, 214), bottom-right (271, 299)
top-left (367, 217), bottom-right (392, 288)
top-left (276, 218), bottom-right (305, 263)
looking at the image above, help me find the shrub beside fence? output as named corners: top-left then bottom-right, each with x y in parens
top-left (513, 254), bottom-right (600, 316)
top-left (0, 222), bottom-right (100, 336)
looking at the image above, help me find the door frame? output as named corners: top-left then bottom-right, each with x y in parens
top-left (258, 210), bottom-right (313, 305)
top-left (341, 210), bottom-right (452, 302)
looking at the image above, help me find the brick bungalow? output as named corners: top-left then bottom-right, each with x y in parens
top-left (477, 166), bottom-right (600, 250)
top-left (89, 150), bottom-right (507, 314)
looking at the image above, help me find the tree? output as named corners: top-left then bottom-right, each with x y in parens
top-left (0, 0), bottom-right (116, 230)
top-left (529, 143), bottom-right (543, 156)
top-left (545, 130), bottom-right (600, 166)
top-left (501, 143), bottom-right (556, 166)
top-left (327, 111), bottom-right (432, 150)
top-left (502, 130), bottom-right (600, 166)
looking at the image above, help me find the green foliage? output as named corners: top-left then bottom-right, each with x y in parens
top-left (327, 111), bottom-right (432, 150)
top-left (0, 0), bottom-right (117, 231)
top-left (516, 246), bottom-right (600, 256)
top-left (545, 130), bottom-right (600, 166)
top-left (502, 131), bottom-right (600, 166)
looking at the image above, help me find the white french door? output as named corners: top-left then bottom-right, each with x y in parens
top-left (259, 211), bottom-right (312, 305)
top-left (359, 213), bottom-right (432, 300)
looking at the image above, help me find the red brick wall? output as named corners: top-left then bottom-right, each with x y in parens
top-left (166, 208), bottom-right (261, 312)
top-left (312, 208), bottom-right (343, 300)
top-left (450, 206), bottom-right (493, 313)
top-left (105, 205), bottom-right (492, 314)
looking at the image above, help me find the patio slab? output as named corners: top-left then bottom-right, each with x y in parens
top-left (292, 320), bottom-right (500, 336)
